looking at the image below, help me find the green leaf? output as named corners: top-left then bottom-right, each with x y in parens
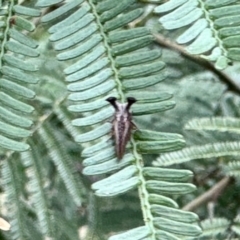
top-left (186, 29), bottom-right (217, 54)
top-left (127, 91), bottom-right (172, 103)
top-left (185, 117), bottom-right (240, 133)
top-left (95, 176), bottom-right (139, 197)
top-left (66, 58), bottom-right (109, 81)
top-left (215, 15), bottom-right (240, 27)
top-left (132, 101), bottom-right (175, 116)
top-left (0, 135), bottom-right (29, 151)
top-left (3, 54), bottom-right (38, 71)
top-left (57, 35), bottom-right (102, 60)
top-left (72, 107), bottom-right (114, 127)
top-left (104, 8), bottom-right (144, 32)
top-left (75, 122), bottom-right (112, 143)
top-left (9, 29), bottom-right (38, 48)
top-left (68, 80), bottom-right (115, 101)
top-left (82, 147), bottom-right (115, 166)
top-left (156, 142), bottom-right (240, 166)
top-left (0, 92), bottom-right (34, 113)
top-left (2, 66), bottom-right (39, 84)
top-left (39, 124), bottom-right (83, 206)
top-left (0, 78), bottom-right (35, 98)
top-left (177, 19), bottom-right (208, 44)
top-left (36, 0), bottom-right (63, 7)
top-left (41, 0), bottom-right (84, 22)
top-left (205, 0), bottom-right (238, 7)
top-left (137, 139), bottom-right (185, 154)
top-left (200, 218), bottom-right (230, 237)
top-left (92, 165), bottom-right (137, 190)
top-left (13, 5), bottom-right (41, 17)
top-left (83, 154), bottom-right (134, 175)
top-left (67, 68), bottom-right (112, 91)
top-left (50, 14), bottom-right (95, 42)
top-left (232, 215), bottom-right (240, 236)
top-left (0, 120), bottom-right (31, 138)
top-left (154, 217), bottom-right (202, 236)
top-left (151, 205), bottom-right (199, 223)
top-left (116, 49), bottom-right (162, 67)
top-left (228, 48), bottom-right (240, 61)
top-left (109, 27), bottom-right (150, 43)
top-left (219, 26), bottom-right (240, 37)
top-left (146, 180), bottom-right (196, 195)
top-left (111, 35), bottom-right (153, 56)
top-left (143, 167), bottom-right (193, 182)
top-left (42, 1), bottom-right (202, 239)
top-left (48, 3), bottom-right (90, 33)
top-left (155, 0), bottom-right (240, 68)
top-left (109, 226), bottom-right (150, 240)
top-left (68, 98), bottom-right (109, 113)
top-left (82, 138), bottom-right (112, 157)
top-left (2, 159), bottom-right (28, 238)
top-left (209, 5), bottom-right (240, 18)
top-left (202, 47), bottom-right (222, 61)
top-left (56, 23), bottom-right (98, 50)
top-left (225, 161), bottom-right (240, 178)
top-left (21, 145), bottom-right (54, 236)
top-left (100, 0), bottom-right (135, 22)
top-left (223, 35), bottom-right (240, 47)
top-left (215, 55), bottom-right (229, 69)
top-left (160, 8), bottom-right (203, 30)
top-left (154, 0), bottom-right (188, 13)
top-left (155, 230), bottom-right (180, 240)
top-left (148, 194), bottom-right (178, 208)
top-left (15, 16), bottom-right (35, 31)
top-left (159, 0), bottom-right (198, 22)
top-left (64, 45), bottom-right (105, 75)
top-left (123, 73), bottom-right (166, 90)
top-left (96, 0), bottom-right (119, 13)
top-left (5, 41), bottom-right (39, 57)
top-left (134, 130), bottom-right (183, 142)
top-left (119, 62), bottom-right (165, 79)
top-left (0, 106), bottom-right (33, 128)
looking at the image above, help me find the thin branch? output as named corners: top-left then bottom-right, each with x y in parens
top-left (153, 33), bottom-right (240, 95)
top-left (182, 176), bottom-right (233, 211)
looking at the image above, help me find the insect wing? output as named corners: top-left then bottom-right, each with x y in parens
top-left (106, 97), bottom-right (136, 160)
top-left (114, 114), bottom-right (132, 160)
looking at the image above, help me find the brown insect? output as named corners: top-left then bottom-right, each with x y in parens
top-left (106, 97), bottom-right (137, 160)
top-left (9, 16), bottom-right (16, 26)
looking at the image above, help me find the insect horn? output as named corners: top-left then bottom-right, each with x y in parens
top-left (126, 97), bottom-right (137, 110)
top-left (106, 97), bottom-right (118, 110)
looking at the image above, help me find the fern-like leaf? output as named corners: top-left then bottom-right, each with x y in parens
top-left (185, 117), bottom-right (240, 133)
top-left (154, 0), bottom-right (240, 69)
top-left (0, 1), bottom-right (40, 152)
top-left (20, 142), bottom-right (55, 237)
top-left (2, 156), bottom-right (42, 240)
top-left (37, 0), bottom-right (202, 239)
top-left (199, 218), bottom-right (230, 239)
top-left (225, 161), bottom-right (240, 178)
top-left (232, 214), bottom-right (240, 237)
top-left (38, 123), bottom-right (83, 206)
top-left (156, 141), bottom-right (240, 166)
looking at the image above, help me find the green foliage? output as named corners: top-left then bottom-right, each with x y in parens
top-left (197, 218), bottom-right (230, 240)
top-left (1, 0), bottom-right (240, 239)
top-left (156, 94), bottom-right (240, 238)
top-left (154, 0), bottom-right (240, 69)
top-left (0, 1), bottom-right (39, 152)
top-left (39, 1), bottom-right (202, 239)
top-left (185, 117), bottom-right (240, 133)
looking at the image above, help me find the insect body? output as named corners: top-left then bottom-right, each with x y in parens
top-left (106, 97), bottom-right (136, 160)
